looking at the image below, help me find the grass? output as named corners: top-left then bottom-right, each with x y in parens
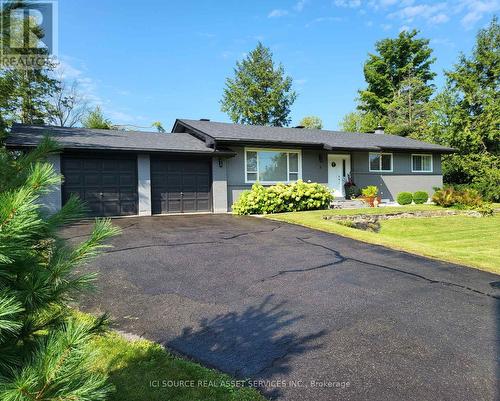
top-left (87, 329), bottom-right (265, 401)
top-left (265, 205), bottom-right (500, 275)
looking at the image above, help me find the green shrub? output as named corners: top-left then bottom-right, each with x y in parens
top-left (432, 187), bottom-right (457, 207)
top-left (474, 202), bottom-right (494, 216)
top-left (397, 192), bottom-right (413, 205)
top-left (413, 191), bottom-right (429, 204)
top-left (361, 186), bottom-right (378, 197)
top-left (232, 180), bottom-right (333, 215)
top-left (345, 185), bottom-right (360, 199)
top-left (456, 188), bottom-right (483, 208)
top-left (432, 187), bottom-right (492, 215)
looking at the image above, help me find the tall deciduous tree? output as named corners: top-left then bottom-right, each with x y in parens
top-left (298, 116), bottom-right (323, 129)
top-left (359, 29), bottom-right (436, 116)
top-left (81, 106), bottom-right (113, 129)
top-left (46, 79), bottom-right (90, 127)
top-left (339, 111), bottom-right (379, 133)
top-left (220, 42), bottom-right (297, 127)
top-left (385, 75), bottom-right (432, 137)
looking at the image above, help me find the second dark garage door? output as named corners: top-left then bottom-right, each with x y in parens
top-left (151, 157), bottom-right (212, 214)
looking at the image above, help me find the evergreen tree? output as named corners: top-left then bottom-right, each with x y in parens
top-left (428, 17), bottom-right (499, 200)
top-left (0, 1), bottom-right (59, 126)
top-left (0, 138), bottom-right (119, 400)
top-left (220, 42), bottom-right (297, 127)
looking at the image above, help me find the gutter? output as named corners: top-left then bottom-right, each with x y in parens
top-left (5, 142), bottom-right (237, 157)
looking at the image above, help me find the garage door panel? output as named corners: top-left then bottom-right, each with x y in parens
top-left (64, 173), bottom-right (82, 186)
top-left (82, 159), bottom-right (100, 170)
top-left (119, 174), bottom-right (135, 185)
top-left (120, 202), bottom-right (137, 215)
top-left (84, 190), bottom-right (101, 201)
top-left (196, 199), bottom-right (210, 210)
top-left (120, 191), bottom-right (137, 201)
top-left (151, 158), bottom-right (211, 214)
top-left (62, 155), bottom-right (138, 217)
top-left (64, 159), bottom-right (82, 170)
top-left (84, 175), bottom-right (101, 186)
top-left (166, 199), bottom-right (181, 213)
top-left (102, 203), bottom-right (119, 216)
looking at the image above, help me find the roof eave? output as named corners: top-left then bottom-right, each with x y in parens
top-left (5, 142), bottom-right (236, 157)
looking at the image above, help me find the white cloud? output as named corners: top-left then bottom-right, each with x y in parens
top-left (459, 0), bottom-right (500, 29)
top-left (385, 2), bottom-right (454, 26)
top-left (380, 23), bottom-right (392, 30)
top-left (373, 0), bottom-right (497, 28)
top-left (431, 37), bottom-right (456, 47)
top-left (294, 0), bottom-right (308, 11)
top-left (388, 3), bottom-right (447, 22)
top-left (305, 16), bottom-right (344, 27)
top-left (368, 0), bottom-right (414, 9)
top-left (334, 0), bottom-right (361, 7)
top-left (429, 13), bottom-right (450, 24)
top-left (399, 25), bottom-right (411, 32)
top-left (268, 9), bottom-right (289, 18)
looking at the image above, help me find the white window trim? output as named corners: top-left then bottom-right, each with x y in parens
top-left (244, 148), bottom-right (302, 184)
top-left (368, 152), bottom-right (393, 172)
top-left (411, 154), bottom-right (433, 173)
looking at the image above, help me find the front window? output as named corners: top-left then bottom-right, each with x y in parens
top-left (412, 154), bottom-right (433, 172)
top-left (369, 152), bottom-right (393, 172)
top-left (245, 149), bottom-right (301, 183)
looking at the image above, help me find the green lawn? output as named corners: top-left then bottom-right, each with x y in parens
top-left (89, 330), bottom-right (265, 401)
top-left (265, 205), bottom-right (500, 275)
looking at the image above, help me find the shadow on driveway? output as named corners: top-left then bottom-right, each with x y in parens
top-left (168, 295), bottom-right (326, 398)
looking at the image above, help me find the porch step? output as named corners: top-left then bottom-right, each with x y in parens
top-left (330, 199), bottom-right (367, 209)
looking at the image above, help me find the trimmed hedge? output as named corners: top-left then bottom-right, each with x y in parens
top-left (413, 191), bottom-right (429, 204)
top-left (397, 192), bottom-right (413, 205)
top-left (232, 180), bottom-right (333, 215)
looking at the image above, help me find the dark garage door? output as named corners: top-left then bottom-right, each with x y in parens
top-left (62, 154), bottom-right (138, 217)
top-left (151, 158), bottom-right (211, 214)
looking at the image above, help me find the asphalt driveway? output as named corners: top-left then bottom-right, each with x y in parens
top-left (66, 214), bottom-right (500, 401)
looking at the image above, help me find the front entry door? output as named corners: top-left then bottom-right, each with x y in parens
top-left (328, 154), bottom-right (351, 198)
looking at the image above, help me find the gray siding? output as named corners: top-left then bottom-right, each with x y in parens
top-left (212, 157), bottom-right (228, 213)
top-left (351, 152), bottom-right (442, 175)
top-left (351, 152), bottom-right (442, 200)
top-left (225, 147), bottom-right (328, 208)
top-left (137, 154), bottom-right (152, 216)
top-left (40, 154), bottom-right (62, 214)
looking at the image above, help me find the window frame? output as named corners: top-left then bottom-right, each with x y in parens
top-left (411, 153), bottom-right (433, 173)
top-left (244, 148), bottom-right (302, 184)
top-left (368, 152), bottom-right (393, 173)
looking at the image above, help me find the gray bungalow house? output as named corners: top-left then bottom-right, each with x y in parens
top-left (5, 119), bottom-right (454, 217)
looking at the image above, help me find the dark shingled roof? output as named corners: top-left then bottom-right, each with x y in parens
top-left (6, 124), bottom-right (232, 155)
top-left (175, 119), bottom-right (455, 153)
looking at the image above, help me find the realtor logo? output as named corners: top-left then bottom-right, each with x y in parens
top-left (0, 0), bottom-right (58, 68)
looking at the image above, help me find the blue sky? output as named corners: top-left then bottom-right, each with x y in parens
top-left (57, 0), bottom-right (499, 130)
